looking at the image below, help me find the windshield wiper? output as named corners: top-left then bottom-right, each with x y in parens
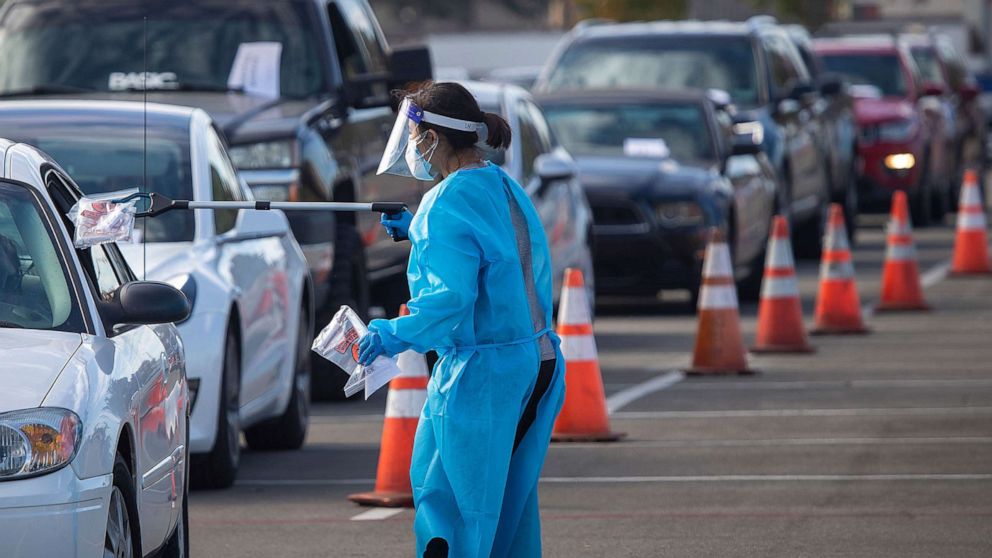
top-left (0, 321), bottom-right (24, 328)
top-left (0, 84), bottom-right (91, 98)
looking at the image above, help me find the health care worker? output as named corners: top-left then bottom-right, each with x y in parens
top-left (356, 82), bottom-right (565, 558)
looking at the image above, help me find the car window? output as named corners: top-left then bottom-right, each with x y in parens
top-left (763, 35), bottom-right (799, 95)
top-left (544, 35), bottom-right (760, 108)
top-left (206, 128), bottom-right (243, 235)
top-left (0, 1), bottom-right (326, 98)
top-left (524, 101), bottom-right (555, 153)
top-left (88, 245), bottom-right (122, 301)
top-left (910, 47), bottom-right (946, 86)
top-left (6, 113), bottom-right (195, 242)
top-left (0, 181), bottom-right (85, 332)
top-left (543, 101), bottom-right (715, 162)
top-left (516, 101), bottom-right (541, 179)
top-left (820, 53), bottom-right (907, 97)
top-left (330, 0), bottom-right (388, 75)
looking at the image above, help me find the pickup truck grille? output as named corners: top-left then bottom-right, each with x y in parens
top-left (592, 201), bottom-right (647, 227)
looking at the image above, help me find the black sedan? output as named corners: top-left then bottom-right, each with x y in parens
top-left (536, 89), bottom-right (778, 303)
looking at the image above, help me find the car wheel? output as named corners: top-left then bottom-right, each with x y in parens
top-left (911, 177), bottom-right (934, 227)
top-left (106, 453), bottom-right (140, 558)
top-left (794, 194), bottom-right (828, 260)
top-left (245, 307), bottom-right (311, 451)
top-left (930, 177), bottom-right (950, 224)
top-left (191, 327), bottom-right (240, 489)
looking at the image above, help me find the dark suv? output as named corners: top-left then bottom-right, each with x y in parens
top-left (0, 0), bottom-right (431, 397)
top-left (535, 19), bottom-right (833, 256)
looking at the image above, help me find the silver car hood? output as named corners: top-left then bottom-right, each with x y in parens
top-left (0, 329), bottom-right (82, 413)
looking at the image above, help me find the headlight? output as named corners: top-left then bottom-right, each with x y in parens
top-left (0, 408), bottom-right (81, 480)
top-left (228, 140), bottom-right (297, 170)
top-left (877, 118), bottom-right (918, 142)
top-left (883, 153), bottom-right (916, 170)
top-left (655, 201), bottom-right (704, 227)
top-left (165, 274), bottom-right (196, 321)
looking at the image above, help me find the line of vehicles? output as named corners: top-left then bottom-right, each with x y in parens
top-left (0, 2), bottom-right (986, 557)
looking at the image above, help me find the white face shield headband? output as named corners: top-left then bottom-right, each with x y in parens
top-left (376, 98), bottom-right (489, 178)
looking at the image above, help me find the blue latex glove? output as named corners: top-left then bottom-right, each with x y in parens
top-left (380, 210), bottom-right (414, 241)
top-left (357, 331), bottom-right (385, 366)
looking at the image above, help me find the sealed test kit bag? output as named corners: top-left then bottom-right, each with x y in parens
top-left (68, 188), bottom-right (139, 248)
top-left (312, 306), bottom-right (402, 398)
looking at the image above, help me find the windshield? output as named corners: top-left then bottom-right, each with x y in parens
top-left (0, 1), bottom-right (325, 98)
top-left (0, 112), bottom-right (195, 242)
top-left (910, 47), bottom-right (946, 86)
top-left (820, 53), bottom-right (907, 97)
top-left (544, 36), bottom-right (760, 108)
top-left (543, 102), bottom-right (713, 162)
top-left (0, 181), bottom-right (85, 332)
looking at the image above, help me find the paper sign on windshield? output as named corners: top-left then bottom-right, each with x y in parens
top-left (623, 138), bottom-right (670, 158)
top-left (227, 42), bottom-right (283, 99)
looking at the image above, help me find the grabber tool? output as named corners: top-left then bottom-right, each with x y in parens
top-left (112, 192), bottom-right (409, 241)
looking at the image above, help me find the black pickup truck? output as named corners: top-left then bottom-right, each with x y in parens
top-left (0, 0), bottom-right (431, 397)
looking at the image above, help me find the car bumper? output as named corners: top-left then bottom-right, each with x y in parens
top-left (593, 223), bottom-right (709, 295)
top-left (0, 467), bottom-right (112, 558)
top-left (177, 312), bottom-right (227, 454)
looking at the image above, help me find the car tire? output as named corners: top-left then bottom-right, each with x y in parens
top-left (313, 221), bottom-right (369, 402)
top-left (191, 327), bottom-right (240, 489)
top-left (161, 429), bottom-right (190, 557)
top-left (245, 307), bottom-right (311, 451)
top-left (793, 196), bottom-right (828, 260)
top-left (106, 452), bottom-right (141, 558)
top-left (911, 177), bottom-right (933, 228)
top-left (929, 177), bottom-right (949, 224)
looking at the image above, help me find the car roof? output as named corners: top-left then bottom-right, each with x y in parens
top-left (457, 79), bottom-right (535, 111)
top-left (535, 88), bottom-right (709, 106)
top-left (0, 99), bottom-right (195, 123)
top-left (813, 35), bottom-right (902, 54)
top-left (572, 19), bottom-right (760, 41)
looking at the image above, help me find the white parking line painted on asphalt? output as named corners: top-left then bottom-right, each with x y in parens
top-left (539, 474), bottom-right (992, 483)
top-left (237, 478), bottom-right (374, 486)
top-left (611, 406), bottom-right (992, 420)
top-left (606, 371), bottom-right (684, 414)
top-left (351, 508), bottom-right (405, 521)
top-left (673, 379), bottom-right (992, 390)
top-left (549, 436), bottom-right (992, 449)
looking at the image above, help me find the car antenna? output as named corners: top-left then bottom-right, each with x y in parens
top-left (142, 16), bottom-right (148, 281)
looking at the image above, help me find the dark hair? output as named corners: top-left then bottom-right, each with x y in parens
top-left (404, 81), bottom-right (512, 151)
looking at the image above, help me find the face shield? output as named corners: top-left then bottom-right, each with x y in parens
top-left (377, 98), bottom-right (488, 177)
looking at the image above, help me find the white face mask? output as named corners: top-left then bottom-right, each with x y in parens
top-left (405, 131), bottom-right (438, 181)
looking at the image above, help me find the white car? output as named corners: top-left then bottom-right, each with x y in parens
top-left (0, 100), bottom-right (314, 489)
top-left (460, 80), bottom-right (596, 305)
top-left (0, 139), bottom-right (191, 556)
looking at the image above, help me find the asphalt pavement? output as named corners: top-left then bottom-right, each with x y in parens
top-left (190, 213), bottom-right (992, 557)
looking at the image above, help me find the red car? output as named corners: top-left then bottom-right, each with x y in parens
top-left (814, 36), bottom-right (951, 225)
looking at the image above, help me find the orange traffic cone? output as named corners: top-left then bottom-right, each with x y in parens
top-left (751, 216), bottom-right (815, 353)
top-left (688, 229), bottom-right (754, 375)
top-left (348, 305), bottom-right (426, 507)
top-left (552, 269), bottom-right (624, 442)
top-left (811, 204), bottom-right (869, 335)
top-left (951, 169), bottom-right (991, 275)
top-left (877, 191), bottom-right (930, 311)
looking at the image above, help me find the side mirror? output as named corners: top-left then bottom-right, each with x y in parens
top-left (534, 152), bottom-right (575, 184)
top-left (730, 121), bottom-right (764, 156)
top-left (921, 82), bottom-right (946, 97)
top-left (389, 46), bottom-right (433, 92)
top-left (818, 73), bottom-right (845, 97)
top-left (959, 82), bottom-right (980, 103)
top-left (233, 209), bottom-right (288, 240)
top-left (344, 73), bottom-right (390, 109)
top-left (110, 281), bottom-right (191, 326)
top-left (776, 98), bottom-right (801, 119)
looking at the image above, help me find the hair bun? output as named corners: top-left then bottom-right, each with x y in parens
top-left (482, 112), bottom-right (512, 151)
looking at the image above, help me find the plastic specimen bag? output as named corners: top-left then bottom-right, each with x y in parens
top-left (68, 188), bottom-right (139, 248)
top-left (311, 305), bottom-right (402, 399)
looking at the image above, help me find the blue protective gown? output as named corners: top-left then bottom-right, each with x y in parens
top-left (368, 162), bottom-right (566, 558)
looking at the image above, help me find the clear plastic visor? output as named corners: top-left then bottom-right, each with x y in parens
top-left (376, 98), bottom-right (487, 177)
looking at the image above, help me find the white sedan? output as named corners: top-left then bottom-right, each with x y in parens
top-left (0, 139), bottom-right (190, 556)
top-left (0, 100), bottom-right (314, 489)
